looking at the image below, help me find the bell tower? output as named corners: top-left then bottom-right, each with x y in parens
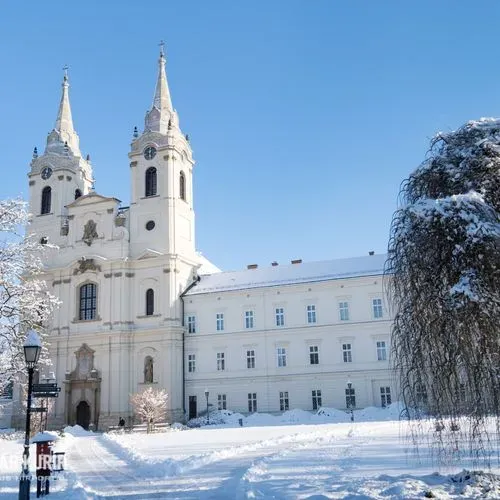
top-left (128, 45), bottom-right (196, 262)
top-left (28, 68), bottom-right (93, 245)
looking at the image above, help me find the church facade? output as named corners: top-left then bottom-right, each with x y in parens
top-left (26, 49), bottom-right (394, 430)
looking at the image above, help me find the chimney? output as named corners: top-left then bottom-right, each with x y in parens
top-left (368, 251), bottom-right (375, 256)
top-left (291, 259), bottom-right (302, 264)
top-left (247, 264), bottom-right (258, 270)
top-left (271, 261), bottom-right (279, 267)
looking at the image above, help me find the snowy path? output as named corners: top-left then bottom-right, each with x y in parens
top-left (2, 420), bottom-right (499, 499)
top-left (62, 426), bottom-right (367, 498)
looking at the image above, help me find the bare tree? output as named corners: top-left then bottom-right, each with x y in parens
top-left (130, 387), bottom-right (168, 433)
top-left (386, 119), bottom-right (500, 465)
top-left (0, 199), bottom-right (59, 391)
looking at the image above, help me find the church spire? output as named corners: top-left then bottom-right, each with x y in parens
top-left (45, 66), bottom-right (81, 156)
top-left (154, 41), bottom-right (173, 112)
top-left (144, 42), bottom-right (175, 134)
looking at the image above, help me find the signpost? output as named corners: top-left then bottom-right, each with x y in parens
top-left (32, 384), bottom-right (61, 399)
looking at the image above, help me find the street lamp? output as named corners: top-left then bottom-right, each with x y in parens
top-left (19, 330), bottom-right (42, 500)
top-left (204, 389), bottom-right (209, 425)
top-left (346, 379), bottom-right (354, 422)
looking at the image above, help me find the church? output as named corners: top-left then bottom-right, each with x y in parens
top-left (26, 47), bottom-right (394, 430)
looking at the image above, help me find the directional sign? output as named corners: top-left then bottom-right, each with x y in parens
top-left (31, 407), bottom-right (48, 413)
top-left (33, 384), bottom-right (59, 392)
top-left (32, 392), bottom-right (59, 398)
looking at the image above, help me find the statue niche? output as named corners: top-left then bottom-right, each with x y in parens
top-left (144, 356), bottom-right (154, 384)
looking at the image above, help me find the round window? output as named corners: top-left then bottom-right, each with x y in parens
top-left (145, 220), bottom-right (155, 231)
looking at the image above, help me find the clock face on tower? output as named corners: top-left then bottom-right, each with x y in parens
top-left (41, 167), bottom-right (53, 180)
top-left (144, 146), bottom-right (157, 160)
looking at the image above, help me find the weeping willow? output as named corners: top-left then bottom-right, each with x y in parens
top-left (385, 119), bottom-right (500, 465)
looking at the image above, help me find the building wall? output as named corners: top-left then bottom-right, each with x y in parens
top-left (184, 273), bottom-right (395, 415)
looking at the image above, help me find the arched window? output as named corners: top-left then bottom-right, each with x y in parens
top-left (41, 186), bottom-right (51, 215)
top-left (79, 283), bottom-right (97, 321)
top-left (144, 356), bottom-right (154, 383)
top-left (75, 189), bottom-right (82, 200)
top-left (145, 167), bottom-right (157, 197)
top-left (179, 171), bottom-right (186, 201)
top-left (146, 288), bottom-right (154, 316)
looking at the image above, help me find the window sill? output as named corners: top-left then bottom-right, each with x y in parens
top-left (37, 213), bottom-right (54, 217)
top-left (72, 317), bottom-right (102, 324)
top-left (140, 195), bottom-right (160, 200)
top-left (137, 314), bottom-right (162, 319)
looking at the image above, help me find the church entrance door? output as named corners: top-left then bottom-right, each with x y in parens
top-left (188, 396), bottom-right (197, 420)
top-left (76, 401), bottom-right (91, 429)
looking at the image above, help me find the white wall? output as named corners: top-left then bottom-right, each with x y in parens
top-left (184, 273), bottom-right (394, 415)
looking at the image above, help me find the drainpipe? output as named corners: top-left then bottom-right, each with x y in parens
top-left (179, 275), bottom-right (201, 419)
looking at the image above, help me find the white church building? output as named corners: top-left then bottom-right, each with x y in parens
top-left (26, 48), bottom-right (394, 430)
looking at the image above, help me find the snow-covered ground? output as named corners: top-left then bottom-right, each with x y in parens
top-left (1, 406), bottom-right (499, 499)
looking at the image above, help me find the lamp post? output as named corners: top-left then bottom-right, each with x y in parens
top-left (346, 380), bottom-right (354, 422)
top-left (204, 389), bottom-right (209, 425)
top-left (19, 330), bottom-right (42, 500)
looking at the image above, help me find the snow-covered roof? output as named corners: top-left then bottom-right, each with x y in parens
top-left (197, 253), bottom-right (221, 275)
top-left (187, 254), bottom-right (386, 295)
top-left (31, 431), bottom-right (58, 443)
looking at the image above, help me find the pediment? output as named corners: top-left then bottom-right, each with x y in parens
top-left (137, 248), bottom-right (164, 260)
top-left (66, 191), bottom-right (121, 209)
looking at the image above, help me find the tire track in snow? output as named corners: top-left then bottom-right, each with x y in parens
top-left (237, 430), bottom-right (371, 499)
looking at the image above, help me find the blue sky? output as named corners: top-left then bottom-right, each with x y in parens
top-left (1, 1), bottom-right (499, 271)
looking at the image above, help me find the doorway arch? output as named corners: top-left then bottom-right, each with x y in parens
top-left (76, 401), bottom-right (91, 430)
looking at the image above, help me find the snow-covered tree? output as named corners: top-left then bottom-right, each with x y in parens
top-left (0, 199), bottom-right (58, 391)
top-left (130, 387), bottom-right (168, 432)
top-left (386, 119), bottom-right (500, 463)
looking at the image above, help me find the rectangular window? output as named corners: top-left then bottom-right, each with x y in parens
top-left (248, 392), bottom-right (257, 413)
top-left (246, 349), bottom-right (255, 369)
top-left (217, 352), bottom-right (225, 371)
top-left (345, 386), bottom-right (356, 408)
top-left (373, 298), bottom-right (383, 319)
top-left (339, 301), bottom-right (349, 321)
top-left (277, 347), bottom-right (287, 367)
top-left (79, 283), bottom-right (97, 321)
top-left (312, 389), bottom-right (322, 410)
top-left (275, 307), bottom-right (285, 327)
top-left (188, 354), bottom-right (196, 373)
top-left (376, 341), bottom-right (387, 361)
top-left (309, 345), bottom-right (319, 365)
top-left (307, 304), bottom-right (317, 324)
top-left (416, 384), bottom-right (428, 405)
top-left (279, 391), bottom-right (289, 411)
top-left (217, 394), bottom-right (227, 410)
top-left (216, 313), bottom-right (224, 331)
top-left (380, 386), bottom-right (391, 407)
top-left (245, 310), bottom-right (254, 329)
top-left (342, 343), bottom-right (352, 363)
top-left (187, 315), bottom-right (196, 334)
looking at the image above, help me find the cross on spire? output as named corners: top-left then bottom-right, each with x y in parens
top-left (63, 64), bottom-right (69, 81)
top-left (159, 40), bottom-right (165, 57)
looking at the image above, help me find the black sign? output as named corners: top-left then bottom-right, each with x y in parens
top-left (32, 392), bottom-right (59, 398)
top-left (31, 407), bottom-right (48, 413)
top-left (32, 384), bottom-right (59, 392)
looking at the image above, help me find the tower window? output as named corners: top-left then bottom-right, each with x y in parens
top-left (79, 283), bottom-right (97, 321)
top-left (145, 220), bottom-right (155, 231)
top-left (41, 186), bottom-right (51, 215)
top-left (145, 167), bottom-right (157, 197)
top-left (179, 171), bottom-right (186, 201)
top-left (40, 237), bottom-right (48, 245)
top-left (146, 288), bottom-right (154, 316)
top-left (75, 188), bottom-right (82, 200)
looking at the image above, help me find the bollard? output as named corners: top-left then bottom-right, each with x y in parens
top-left (239, 418), bottom-right (243, 427)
